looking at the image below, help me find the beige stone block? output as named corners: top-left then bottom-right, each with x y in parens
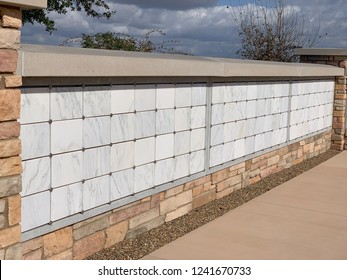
top-left (43, 227), bottom-right (73, 258)
top-left (0, 199), bottom-right (5, 213)
top-left (0, 156), bottom-right (22, 177)
top-left (216, 187), bottom-right (234, 199)
top-left (151, 192), bottom-right (163, 208)
top-left (0, 49), bottom-right (17, 72)
top-left (160, 196), bottom-right (177, 214)
top-left (4, 75), bottom-right (22, 88)
top-left (73, 231), bottom-right (105, 260)
top-left (73, 216), bottom-right (109, 240)
top-left (249, 168), bottom-right (260, 178)
top-left (23, 249), bottom-right (42, 260)
top-left (0, 121), bottom-right (20, 140)
top-left (0, 7), bottom-right (21, 20)
top-left (8, 194), bottom-right (20, 226)
top-left (0, 175), bottom-right (21, 198)
top-left (0, 139), bottom-right (21, 158)
top-left (267, 155), bottom-right (280, 166)
top-left (22, 237), bottom-right (43, 255)
top-left (229, 162), bottom-right (245, 172)
top-left (165, 185), bottom-right (183, 198)
top-left (176, 190), bottom-right (192, 206)
top-left (0, 225), bottom-right (20, 248)
top-left (105, 220), bottom-right (128, 248)
top-left (193, 175), bottom-right (211, 186)
top-left (211, 169), bottom-right (229, 184)
top-left (126, 216), bottom-right (164, 240)
top-left (0, 248), bottom-right (4, 260)
top-left (192, 185), bottom-right (204, 197)
top-left (109, 202), bottom-right (150, 225)
top-left (165, 204), bottom-right (192, 222)
top-left (192, 189), bottom-right (216, 209)
top-left (2, 15), bottom-right (21, 29)
top-left (0, 214), bottom-right (5, 229)
top-left (0, 89), bottom-right (20, 121)
top-left (0, 29), bottom-right (20, 49)
top-left (249, 175), bottom-right (261, 185)
top-left (47, 249), bottom-right (73, 260)
top-left (5, 243), bottom-right (21, 260)
top-left (129, 208), bottom-right (159, 229)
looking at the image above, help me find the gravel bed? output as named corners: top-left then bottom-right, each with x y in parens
top-left (87, 149), bottom-right (340, 260)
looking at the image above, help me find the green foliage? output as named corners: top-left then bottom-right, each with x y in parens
top-left (23, 0), bottom-right (114, 32)
top-left (64, 30), bottom-right (191, 55)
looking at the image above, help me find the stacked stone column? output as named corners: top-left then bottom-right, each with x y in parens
top-left (0, 4), bottom-right (22, 259)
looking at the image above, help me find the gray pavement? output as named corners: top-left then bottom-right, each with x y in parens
top-left (143, 151), bottom-right (347, 260)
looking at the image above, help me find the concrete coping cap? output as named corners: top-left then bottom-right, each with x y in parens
top-left (18, 44), bottom-right (344, 78)
top-left (0, 0), bottom-right (47, 8)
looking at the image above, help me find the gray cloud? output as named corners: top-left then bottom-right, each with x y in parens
top-left (109, 0), bottom-right (218, 10)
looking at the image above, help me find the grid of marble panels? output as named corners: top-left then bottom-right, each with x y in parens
top-left (20, 84), bottom-right (207, 232)
top-left (209, 82), bottom-right (290, 167)
top-left (289, 81), bottom-right (334, 140)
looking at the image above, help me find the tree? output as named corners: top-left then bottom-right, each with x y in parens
top-left (228, 0), bottom-right (324, 62)
top-left (62, 30), bottom-right (191, 55)
top-left (23, 0), bottom-right (114, 33)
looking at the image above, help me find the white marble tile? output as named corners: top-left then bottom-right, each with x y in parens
top-left (209, 144), bottom-right (223, 167)
top-left (175, 84), bottom-right (192, 108)
top-left (21, 88), bottom-right (49, 124)
top-left (245, 136), bottom-right (255, 155)
top-left (51, 119), bottom-right (83, 154)
top-left (224, 84), bottom-right (233, 103)
top-left (22, 157), bottom-right (50, 196)
top-left (155, 134), bottom-right (174, 161)
top-left (135, 84), bottom-right (156, 111)
top-left (84, 87), bottom-right (111, 117)
top-left (83, 116), bottom-right (110, 148)
top-left (234, 138), bottom-right (246, 159)
top-left (222, 141), bottom-right (234, 163)
top-left (247, 83), bottom-right (257, 100)
top-left (211, 124), bottom-right (224, 146)
top-left (246, 100), bottom-right (257, 119)
top-left (135, 111), bottom-right (155, 139)
top-left (231, 83), bottom-right (248, 101)
top-left (21, 123), bottom-right (50, 160)
top-left (190, 150), bottom-right (204, 174)
top-left (174, 154), bottom-right (190, 179)
top-left (134, 137), bottom-right (155, 166)
top-left (280, 97), bottom-right (289, 113)
top-left (254, 133), bottom-right (265, 152)
top-left (51, 87), bottom-right (83, 121)
top-left (263, 131), bottom-right (272, 149)
top-left (246, 118), bottom-right (256, 137)
top-left (255, 116), bottom-right (266, 134)
top-left (233, 120), bottom-right (246, 140)
top-left (256, 99), bottom-right (266, 117)
top-left (174, 130), bottom-right (190, 156)
top-left (192, 84), bottom-right (207, 106)
top-left (211, 104), bottom-right (224, 125)
top-left (52, 151), bottom-right (83, 188)
top-left (280, 112), bottom-right (288, 128)
top-left (134, 163), bottom-right (154, 193)
top-left (111, 113), bottom-right (135, 143)
top-left (223, 103), bottom-right (235, 123)
top-left (111, 85), bottom-right (135, 114)
top-left (156, 84), bottom-right (175, 109)
top-left (291, 95), bottom-right (299, 110)
top-left (155, 158), bottom-right (174, 185)
top-left (272, 114), bottom-right (281, 130)
top-left (263, 115), bottom-right (273, 132)
top-left (235, 101), bottom-right (247, 120)
top-left (264, 99), bottom-right (272, 115)
top-left (22, 191), bottom-right (50, 232)
top-left (110, 168), bottom-right (134, 201)
top-left (256, 83), bottom-right (267, 99)
top-left (175, 108), bottom-right (190, 132)
top-left (190, 128), bottom-right (205, 151)
top-left (83, 176), bottom-right (110, 210)
top-left (51, 183), bottom-right (82, 221)
top-left (191, 106), bottom-right (206, 129)
top-left (270, 97), bottom-right (282, 114)
top-left (223, 122), bottom-right (233, 142)
top-left (111, 141), bottom-right (134, 171)
top-left (84, 146), bottom-right (110, 179)
top-left (212, 84), bottom-right (225, 104)
top-left (156, 109), bottom-right (174, 135)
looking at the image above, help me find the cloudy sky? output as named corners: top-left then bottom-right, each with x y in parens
top-left (21, 0), bottom-right (347, 58)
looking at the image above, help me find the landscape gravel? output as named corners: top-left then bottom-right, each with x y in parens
top-left (87, 149), bottom-right (340, 260)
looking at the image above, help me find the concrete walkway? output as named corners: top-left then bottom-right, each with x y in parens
top-left (143, 151), bottom-right (347, 260)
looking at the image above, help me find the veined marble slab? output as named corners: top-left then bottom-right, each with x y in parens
top-left (22, 157), bottom-right (50, 196)
top-left (111, 85), bottom-right (135, 114)
top-left (174, 154), bottom-right (190, 179)
top-left (135, 111), bottom-right (155, 138)
top-left (175, 108), bottom-right (191, 132)
top-left (156, 134), bottom-right (174, 161)
top-left (84, 146), bottom-right (111, 179)
top-left (111, 141), bottom-right (134, 171)
top-left (174, 131), bottom-right (190, 156)
top-left (111, 113), bottom-right (135, 143)
top-left (175, 84), bottom-right (192, 108)
top-left (156, 109), bottom-right (174, 135)
top-left (83, 176), bottom-right (110, 210)
top-left (135, 84), bottom-right (156, 111)
top-left (21, 88), bottom-right (49, 124)
top-left (134, 163), bottom-right (154, 193)
top-left (155, 158), bottom-right (174, 185)
top-left (156, 84), bottom-right (175, 109)
top-left (83, 116), bottom-right (110, 148)
top-left (135, 137), bottom-right (155, 166)
top-left (51, 87), bottom-right (83, 121)
top-left (21, 123), bottom-right (50, 160)
top-left (51, 183), bottom-right (83, 221)
top-left (110, 168), bottom-right (134, 201)
top-left (191, 128), bottom-right (205, 151)
top-left (190, 150), bottom-right (204, 174)
top-left (192, 84), bottom-right (207, 106)
top-left (191, 106), bottom-right (206, 129)
top-left (84, 87), bottom-right (111, 117)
